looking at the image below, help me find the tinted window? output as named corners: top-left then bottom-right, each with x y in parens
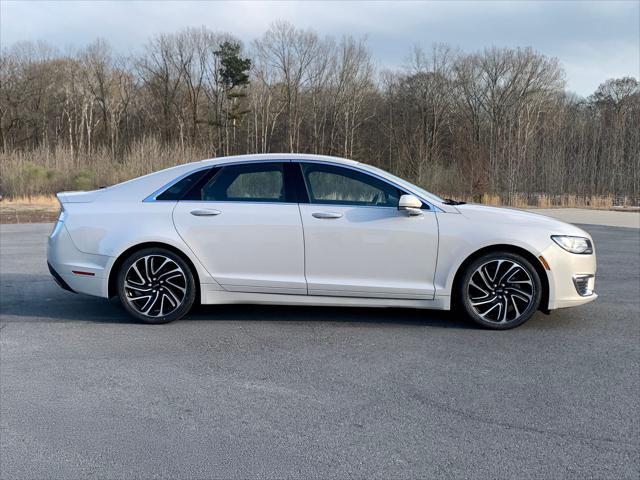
top-left (156, 169), bottom-right (209, 201)
top-left (201, 163), bottom-right (285, 202)
top-left (301, 163), bottom-right (401, 207)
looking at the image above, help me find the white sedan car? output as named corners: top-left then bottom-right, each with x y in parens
top-left (47, 154), bottom-right (597, 329)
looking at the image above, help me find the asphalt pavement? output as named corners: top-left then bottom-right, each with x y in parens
top-left (1, 222), bottom-right (638, 479)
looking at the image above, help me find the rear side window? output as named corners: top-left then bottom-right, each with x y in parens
top-left (201, 163), bottom-right (286, 202)
top-left (155, 169), bottom-right (209, 201)
top-left (301, 163), bottom-right (402, 207)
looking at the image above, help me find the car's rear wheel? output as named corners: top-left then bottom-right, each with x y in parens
top-left (458, 252), bottom-right (542, 329)
top-left (117, 248), bottom-right (196, 324)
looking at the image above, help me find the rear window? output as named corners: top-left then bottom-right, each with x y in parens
top-left (156, 169), bottom-right (209, 201)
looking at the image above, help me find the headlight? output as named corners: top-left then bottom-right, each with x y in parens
top-left (551, 235), bottom-right (593, 254)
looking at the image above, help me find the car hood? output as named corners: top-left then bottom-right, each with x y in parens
top-left (454, 203), bottom-right (591, 237)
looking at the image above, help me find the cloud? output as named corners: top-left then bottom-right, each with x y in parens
top-left (1, 0), bottom-right (638, 96)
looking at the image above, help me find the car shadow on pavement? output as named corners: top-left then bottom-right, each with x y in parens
top-left (0, 273), bottom-right (475, 329)
top-left (188, 303), bottom-right (475, 329)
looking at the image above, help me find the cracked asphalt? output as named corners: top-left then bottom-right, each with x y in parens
top-left (1, 222), bottom-right (638, 479)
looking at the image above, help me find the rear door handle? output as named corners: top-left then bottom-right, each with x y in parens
top-left (190, 209), bottom-right (221, 216)
top-left (312, 211), bottom-right (343, 219)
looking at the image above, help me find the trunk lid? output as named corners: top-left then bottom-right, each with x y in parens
top-left (56, 190), bottom-right (101, 204)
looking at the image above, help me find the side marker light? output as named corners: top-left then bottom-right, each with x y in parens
top-left (72, 270), bottom-right (95, 276)
top-left (538, 256), bottom-right (551, 271)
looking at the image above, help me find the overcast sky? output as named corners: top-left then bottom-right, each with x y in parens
top-left (1, 0), bottom-right (638, 96)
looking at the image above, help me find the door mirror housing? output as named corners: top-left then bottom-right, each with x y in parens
top-left (398, 194), bottom-right (423, 215)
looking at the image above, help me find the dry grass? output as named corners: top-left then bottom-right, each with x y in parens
top-left (1, 138), bottom-right (636, 215)
top-left (0, 190), bottom-right (628, 225)
top-left (441, 193), bottom-right (627, 209)
top-left (0, 195), bottom-right (59, 206)
top-left (1, 193), bottom-right (623, 209)
top-left (0, 200), bottom-right (59, 224)
top-left (0, 195), bottom-right (60, 223)
top-left (0, 137), bottom-right (209, 198)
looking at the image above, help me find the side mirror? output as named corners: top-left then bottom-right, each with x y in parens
top-left (398, 194), bottom-right (423, 216)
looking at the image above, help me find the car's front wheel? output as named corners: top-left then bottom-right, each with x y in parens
top-left (117, 248), bottom-right (196, 324)
top-left (458, 252), bottom-right (542, 329)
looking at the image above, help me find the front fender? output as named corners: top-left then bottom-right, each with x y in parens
top-left (434, 212), bottom-right (552, 296)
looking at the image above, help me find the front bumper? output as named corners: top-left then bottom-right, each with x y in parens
top-left (540, 242), bottom-right (597, 310)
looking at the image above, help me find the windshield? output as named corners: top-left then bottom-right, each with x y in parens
top-left (362, 165), bottom-right (445, 204)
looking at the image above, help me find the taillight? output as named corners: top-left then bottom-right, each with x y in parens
top-left (56, 195), bottom-right (66, 223)
top-left (58, 204), bottom-right (66, 222)
top-left (50, 197), bottom-right (66, 236)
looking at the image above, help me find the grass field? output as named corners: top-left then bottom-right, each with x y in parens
top-left (0, 196), bottom-right (60, 224)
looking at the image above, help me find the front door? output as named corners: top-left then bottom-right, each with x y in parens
top-left (297, 162), bottom-right (439, 299)
top-left (173, 161), bottom-right (306, 295)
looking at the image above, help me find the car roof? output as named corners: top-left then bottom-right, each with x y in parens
top-left (199, 153), bottom-right (360, 167)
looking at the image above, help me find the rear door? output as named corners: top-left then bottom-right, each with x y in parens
top-left (297, 162), bottom-right (439, 299)
top-left (172, 161), bottom-right (307, 295)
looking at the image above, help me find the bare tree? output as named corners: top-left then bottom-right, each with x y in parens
top-left (253, 21), bottom-right (320, 151)
top-left (1, 29), bottom-right (638, 205)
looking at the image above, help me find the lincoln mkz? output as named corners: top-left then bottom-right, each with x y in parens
top-left (47, 154), bottom-right (597, 329)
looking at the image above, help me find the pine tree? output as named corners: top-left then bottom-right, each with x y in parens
top-left (214, 42), bottom-right (251, 152)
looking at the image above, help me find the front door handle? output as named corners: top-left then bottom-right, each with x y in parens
top-left (190, 209), bottom-right (221, 217)
top-left (312, 211), bottom-right (343, 219)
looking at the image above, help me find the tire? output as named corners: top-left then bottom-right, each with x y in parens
top-left (457, 251), bottom-right (542, 330)
top-left (117, 247), bottom-right (196, 324)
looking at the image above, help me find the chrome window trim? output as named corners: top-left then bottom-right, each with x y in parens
top-left (304, 204), bottom-right (408, 211)
top-left (144, 158), bottom-right (442, 212)
top-left (178, 200), bottom-right (299, 206)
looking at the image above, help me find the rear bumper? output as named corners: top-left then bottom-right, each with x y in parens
top-left (47, 262), bottom-right (76, 293)
top-left (47, 221), bottom-right (111, 298)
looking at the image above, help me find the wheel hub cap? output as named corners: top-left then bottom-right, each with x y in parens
top-left (124, 255), bottom-right (187, 317)
top-left (467, 259), bottom-right (535, 324)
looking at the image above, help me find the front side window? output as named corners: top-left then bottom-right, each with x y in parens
top-left (201, 163), bottom-right (285, 202)
top-left (301, 163), bottom-right (401, 207)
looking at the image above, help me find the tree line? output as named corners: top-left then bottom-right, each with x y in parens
top-left (1, 21), bottom-right (638, 203)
